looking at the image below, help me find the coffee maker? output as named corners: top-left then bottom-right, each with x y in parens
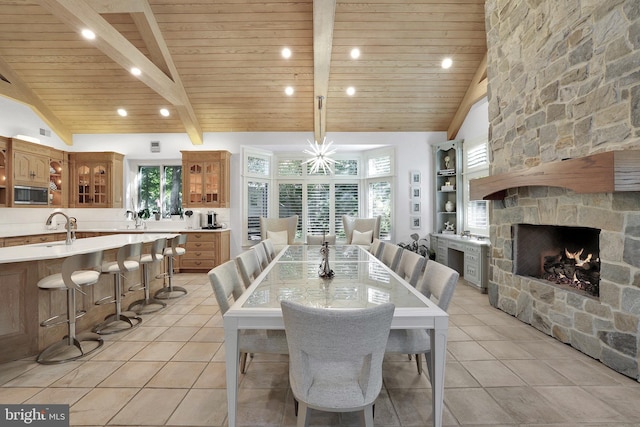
top-left (202, 211), bottom-right (221, 229)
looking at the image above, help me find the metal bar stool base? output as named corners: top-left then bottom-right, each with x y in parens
top-left (154, 285), bottom-right (188, 300)
top-left (92, 312), bottom-right (142, 335)
top-left (36, 332), bottom-right (104, 365)
top-left (128, 298), bottom-right (167, 315)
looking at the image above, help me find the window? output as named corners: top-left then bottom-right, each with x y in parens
top-left (463, 137), bottom-right (489, 236)
top-left (242, 148), bottom-right (394, 245)
top-left (365, 148), bottom-right (394, 240)
top-left (244, 149), bottom-right (272, 241)
top-left (137, 164), bottom-right (182, 218)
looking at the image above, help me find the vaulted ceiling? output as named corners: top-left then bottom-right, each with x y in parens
top-left (0, 0), bottom-right (487, 146)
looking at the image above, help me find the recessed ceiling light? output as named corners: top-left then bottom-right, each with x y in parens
top-left (441, 57), bottom-right (453, 69)
top-left (81, 29), bottom-right (95, 40)
top-left (130, 67), bottom-right (141, 76)
top-left (285, 86), bottom-right (294, 96)
top-left (160, 108), bottom-right (170, 117)
top-left (346, 86), bottom-right (356, 96)
top-left (350, 48), bottom-right (360, 59)
top-left (282, 47), bottom-right (292, 59)
top-left (117, 108), bottom-right (127, 117)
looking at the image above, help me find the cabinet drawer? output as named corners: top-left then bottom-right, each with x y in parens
top-left (186, 241), bottom-right (216, 251)
top-left (183, 250), bottom-right (215, 260)
top-left (180, 259), bottom-right (215, 269)
top-left (185, 232), bottom-right (215, 243)
top-left (464, 253), bottom-right (480, 284)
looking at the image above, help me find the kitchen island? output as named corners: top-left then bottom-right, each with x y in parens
top-left (0, 233), bottom-right (177, 363)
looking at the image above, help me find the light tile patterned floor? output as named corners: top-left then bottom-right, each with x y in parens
top-left (1, 273), bottom-right (640, 426)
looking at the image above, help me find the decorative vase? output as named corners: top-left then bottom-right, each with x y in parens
top-left (445, 200), bottom-right (455, 212)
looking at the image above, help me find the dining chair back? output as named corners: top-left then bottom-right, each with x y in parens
top-left (261, 238), bottom-right (277, 262)
top-left (236, 249), bottom-right (263, 288)
top-left (281, 300), bottom-right (395, 427)
top-left (386, 260), bottom-right (459, 376)
top-left (260, 215), bottom-right (298, 244)
top-left (394, 250), bottom-right (426, 287)
top-left (342, 215), bottom-right (381, 245)
top-left (369, 238), bottom-right (384, 259)
top-left (380, 242), bottom-right (402, 271)
top-left (208, 261), bottom-right (288, 373)
top-left (306, 234), bottom-right (337, 245)
top-left (252, 242), bottom-right (270, 270)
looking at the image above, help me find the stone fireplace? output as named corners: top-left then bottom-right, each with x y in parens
top-left (482, 0), bottom-right (640, 380)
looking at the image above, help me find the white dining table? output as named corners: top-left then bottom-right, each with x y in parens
top-left (223, 244), bottom-right (449, 427)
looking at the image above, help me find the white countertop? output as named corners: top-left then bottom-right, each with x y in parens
top-left (0, 233), bottom-right (178, 264)
top-left (0, 226), bottom-right (229, 239)
top-left (432, 232), bottom-right (491, 246)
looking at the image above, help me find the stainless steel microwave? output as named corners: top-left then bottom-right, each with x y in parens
top-left (14, 185), bottom-right (49, 205)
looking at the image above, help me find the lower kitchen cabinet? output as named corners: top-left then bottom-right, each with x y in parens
top-left (179, 230), bottom-right (230, 272)
top-left (431, 233), bottom-right (490, 293)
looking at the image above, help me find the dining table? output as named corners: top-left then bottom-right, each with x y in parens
top-left (223, 244), bottom-right (449, 427)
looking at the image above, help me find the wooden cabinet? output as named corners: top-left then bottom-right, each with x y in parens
top-left (69, 152), bottom-right (123, 208)
top-left (181, 150), bottom-right (230, 208)
top-left (11, 138), bottom-right (49, 187)
top-left (178, 230), bottom-right (230, 272)
top-left (1, 233), bottom-right (66, 247)
top-left (433, 140), bottom-right (463, 234)
top-left (0, 137), bottom-right (7, 206)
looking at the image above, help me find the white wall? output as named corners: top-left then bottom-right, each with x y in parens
top-left (0, 96), bottom-right (453, 256)
top-left (455, 97), bottom-right (489, 142)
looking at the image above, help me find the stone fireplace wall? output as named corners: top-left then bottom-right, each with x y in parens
top-left (485, 0), bottom-right (640, 379)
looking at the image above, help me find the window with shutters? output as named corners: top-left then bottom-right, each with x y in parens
top-left (463, 137), bottom-right (489, 236)
top-left (243, 148), bottom-right (394, 245)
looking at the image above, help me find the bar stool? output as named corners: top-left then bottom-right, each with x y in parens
top-left (128, 237), bottom-right (168, 314)
top-left (36, 251), bottom-right (104, 364)
top-left (93, 242), bottom-right (143, 335)
top-left (155, 234), bottom-right (188, 299)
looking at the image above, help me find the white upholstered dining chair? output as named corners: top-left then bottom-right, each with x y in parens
top-left (208, 260), bottom-right (288, 374)
top-left (386, 260), bottom-right (459, 376)
top-left (260, 215), bottom-right (299, 252)
top-left (281, 300), bottom-right (395, 427)
top-left (342, 215), bottom-right (381, 245)
top-left (394, 249), bottom-right (426, 287)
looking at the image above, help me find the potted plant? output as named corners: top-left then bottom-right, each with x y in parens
top-left (399, 233), bottom-right (435, 260)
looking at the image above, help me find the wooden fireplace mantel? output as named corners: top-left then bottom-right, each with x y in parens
top-left (469, 150), bottom-right (640, 200)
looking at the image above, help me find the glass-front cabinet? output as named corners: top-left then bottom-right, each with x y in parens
top-left (69, 152), bottom-right (123, 208)
top-left (181, 150), bottom-right (230, 208)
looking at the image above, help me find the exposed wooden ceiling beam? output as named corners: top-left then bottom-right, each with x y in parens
top-left (0, 56), bottom-right (73, 145)
top-left (37, 0), bottom-right (203, 144)
top-left (313, 0), bottom-right (336, 143)
top-left (447, 52), bottom-right (487, 140)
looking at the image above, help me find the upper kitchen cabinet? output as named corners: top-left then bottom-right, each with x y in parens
top-left (11, 138), bottom-right (49, 188)
top-left (181, 151), bottom-right (230, 208)
top-left (69, 152), bottom-right (123, 208)
top-left (0, 137), bottom-right (7, 206)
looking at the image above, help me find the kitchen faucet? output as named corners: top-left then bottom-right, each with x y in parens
top-left (46, 211), bottom-right (73, 245)
top-left (126, 210), bottom-right (144, 229)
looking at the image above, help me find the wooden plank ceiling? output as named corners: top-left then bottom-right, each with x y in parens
top-left (0, 0), bottom-right (487, 145)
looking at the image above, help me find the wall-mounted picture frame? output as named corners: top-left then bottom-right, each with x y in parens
top-left (411, 186), bottom-right (421, 199)
top-left (410, 216), bottom-right (421, 229)
top-left (410, 170), bottom-right (421, 185)
top-left (411, 200), bottom-right (421, 214)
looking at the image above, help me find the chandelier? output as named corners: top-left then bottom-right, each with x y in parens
top-left (302, 96), bottom-right (336, 174)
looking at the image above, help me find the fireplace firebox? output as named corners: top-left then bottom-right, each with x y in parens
top-left (513, 224), bottom-right (601, 297)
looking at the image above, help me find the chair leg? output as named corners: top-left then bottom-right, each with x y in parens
top-left (294, 398), bottom-right (298, 416)
top-left (361, 404), bottom-right (374, 427)
top-left (415, 353), bottom-right (423, 375)
top-left (425, 350), bottom-right (433, 380)
top-left (296, 402), bottom-right (310, 427)
top-left (240, 352), bottom-right (248, 374)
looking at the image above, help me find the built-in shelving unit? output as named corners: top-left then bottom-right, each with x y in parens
top-left (433, 140), bottom-right (463, 234)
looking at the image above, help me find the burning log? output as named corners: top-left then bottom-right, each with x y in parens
top-left (543, 248), bottom-right (600, 296)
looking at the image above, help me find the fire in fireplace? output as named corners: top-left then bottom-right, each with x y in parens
top-left (513, 224), bottom-right (601, 297)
